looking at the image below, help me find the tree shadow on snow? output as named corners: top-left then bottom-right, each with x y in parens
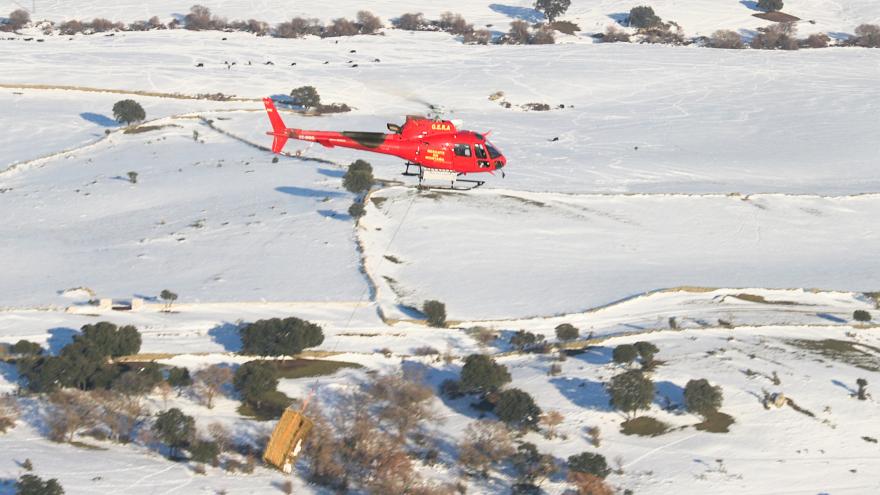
top-left (0, 479), bottom-right (15, 495)
top-left (47, 327), bottom-right (78, 355)
top-left (740, 1), bottom-right (761, 12)
top-left (317, 168), bottom-right (345, 178)
top-left (569, 345), bottom-right (613, 365)
top-left (406, 361), bottom-right (489, 421)
top-left (831, 379), bottom-right (857, 396)
top-left (275, 186), bottom-right (345, 198)
top-left (489, 4), bottom-right (545, 23)
top-left (317, 209), bottom-right (351, 221)
top-left (0, 362), bottom-right (18, 389)
top-left (816, 313), bottom-right (847, 324)
top-left (654, 380), bottom-right (684, 411)
top-left (550, 377), bottom-right (612, 411)
top-left (80, 112), bottom-right (119, 127)
top-left (208, 322), bottom-right (242, 352)
top-left (608, 13), bottom-right (630, 26)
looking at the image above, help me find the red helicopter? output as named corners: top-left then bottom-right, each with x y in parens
top-left (263, 97), bottom-right (506, 190)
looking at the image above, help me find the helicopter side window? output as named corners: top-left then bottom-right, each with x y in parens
top-left (454, 144), bottom-right (472, 157)
top-left (485, 143), bottom-right (501, 159)
top-left (474, 144), bottom-right (488, 159)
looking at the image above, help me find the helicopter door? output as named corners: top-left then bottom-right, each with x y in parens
top-left (453, 143), bottom-right (474, 171)
top-left (474, 144), bottom-right (491, 169)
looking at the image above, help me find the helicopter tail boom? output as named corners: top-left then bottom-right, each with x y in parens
top-left (263, 97), bottom-right (290, 153)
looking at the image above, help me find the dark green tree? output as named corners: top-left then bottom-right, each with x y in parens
top-left (423, 300), bottom-right (447, 327)
top-left (534, 0), bottom-right (571, 22)
top-left (857, 378), bottom-right (868, 401)
top-left (233, 361), bottom-right (279, 407)
top-left (11, 340), bottom-right (43, 356)
top-left (634, 341), bottom-right (659, 365)
top-left (554, 323), bottom-right (579, 341)
top-left (78, 321), bottom-right (142, 358)
top-left (608, 369), bottom-right (654, 418)
top-left (160, 289), bottom-right (178, 310)
top-left (15, 474), bottom-right (64, 495)
top-left (510, 330), bottom-right (543, 351)
top-left (757, 0), bottom-right (784, 12)
top-left (512, 442), bottom-right (556, 484)
top-left (343, 160), bottom-right (375, 193)
top-left (460, 354), bottom-right (511, 393)
top-left (853, 310), bottom-right (872, 322)
top-left (628, 6), bottom-right (661, 29)
top-left (189, 440), bottom-right (220, 465)
top-left (612, 344), bottom-right (638, 365)
top-left (348, 201), bottom-right (366, 218)
top-left (495, 388), bottom-right (542, 429)
top-left (240, 317), bottom-right (324, 356)
top-left (112, 99), bottom-right (146, 125)
top-left (112, 364), bottom-right (163, 397)
top-left (152, 408), bottom-right (195, 459)
top-left (567, 451), bottom-right (610, 478)
top-left (290, 86), bottom-right (321, 108)
top-left (683, 378), bottom-right (723, 417)
top-left (166, 367), bottom-right (193, 389)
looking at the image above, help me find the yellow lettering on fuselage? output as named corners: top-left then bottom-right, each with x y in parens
top-left (431, 123), bottom-right (452, 132)
top-left (424, 148), bottom-right (446, 162)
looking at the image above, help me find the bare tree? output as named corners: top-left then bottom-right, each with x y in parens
top-left (367, 371), bottom-right (438, 440)
top-left (568, 471), bottom-right (614, 495)
top-left (0, 394), bottom-right (20, 433)
top-left (157, 381), bottom-right (172, 408)
top-left (46, 390), bottom-right (98, 443)
top-left (93, 389), bottom-right (146, 443)
top-left (540, 410), bottom-right (564, 439)
top-left (207, 421), bottom-right (233, 452)
top-left (194, 365), bottom-right (233, 409)
top-left (458, 420), bottom-right (515, 477)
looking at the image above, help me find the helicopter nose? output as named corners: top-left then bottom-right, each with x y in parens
top-left (494, 156), bottom-right (506, 169)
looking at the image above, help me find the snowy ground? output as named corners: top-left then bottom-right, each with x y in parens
top-left (2, 1), bottom-right (880, 493)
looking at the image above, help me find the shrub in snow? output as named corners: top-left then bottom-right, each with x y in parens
top-left (395, 13), bottom-right (426, 31)
top-left (6, 9), bottom-right (30, 30)
top-left (535, 0), bottom-right (571, 23)
top-left (567, 451), bottom-right (610, 478)
top-left (15, 474), bottom-right (64, 495)
top-left (757, 0), bottom-right (784, 12)
top-left (323, 18), bottom-right (359, 37)
top-left (555, 323), bottom-right (579, 341)
top-left (530, 24), bottom-right (556, 44)
top-left (343, 160), bottom-right (375, 193)
top-left (684, 378), bottom-right (723, 416)
top-left (439, 12), bottom-right (472, 36)
top-left (153, 408), bottom-right (195, 459)
top-left (628, 6), bottom-right (661, 29)
top-left (464, 29), bottom-right (492, 45)
top-left (494, 388), bottom-right (542, 429)
top-left (113, 99), bottom-right (145, 125)
top-left (275, 17), bottom-right (321, 38)
top-left (460, 354), bottom-right (511, 393)
top-left (854, 24), bottom-right (880, 47)
top-left (853, 309), bottom-right (872, 322)
top-left (239, 316), bottom-right (324, 356)
top-left (0, 395), bottom-right (19, 433)
top-left (803, 33), bottom-right (830, 48)
top-left (357, 11), bottom-right (383, 34)
top-left (422, 299), bottom-right (447, 327)
top-left (709, 30), bottom-right (744, 49)
top-left (348, 201), bottom-right (366, 219)
top-left (184, 5), bottom-right (213, 30)
top-left (127, 171), bottom-right (138, 184)
top-left (608, 369), bottom-right (654, 418)
top-left (612, 344), bottom-right (638, 365)
top-left (750, 22), bottom-right (798, 50)
top-left (507, 20), bottom-right (531, 44)
top-left (58, 20), bottom-right (85, 35)
top-left (602, 25), bottom-right (631, 43)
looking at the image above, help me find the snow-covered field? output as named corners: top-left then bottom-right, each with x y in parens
top-left (2, 0), bottom-right (880, 493)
